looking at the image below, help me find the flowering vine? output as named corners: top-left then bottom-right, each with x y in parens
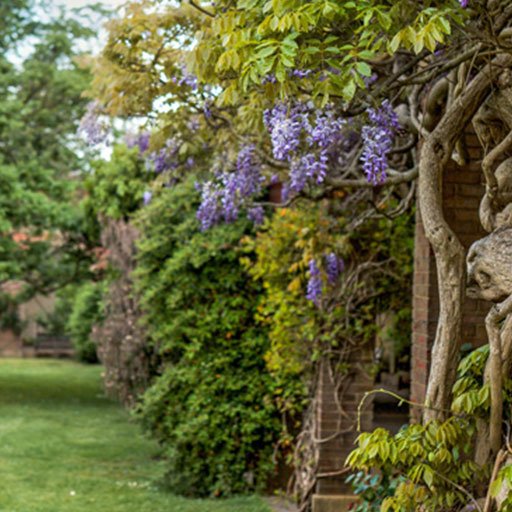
top-left (360, 100), bottom-right (400, 185)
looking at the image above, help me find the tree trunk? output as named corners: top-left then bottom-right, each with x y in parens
top-left (419, 55), bottom-right (512, 421)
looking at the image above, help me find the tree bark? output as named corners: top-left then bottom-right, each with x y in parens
top-left (419, 54), bottom-right (512, 421)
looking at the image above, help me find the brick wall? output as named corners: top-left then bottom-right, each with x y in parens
top-left (410, 130), bottom-right (490, 419)
top-left (0, 329), bottom-right (23, 357)
top-left (315, 352), bottom-right (374, 495)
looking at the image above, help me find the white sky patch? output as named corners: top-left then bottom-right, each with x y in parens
top-left (56, 0), bottom-right (127, 9)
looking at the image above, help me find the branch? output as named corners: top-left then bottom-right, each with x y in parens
top-left (356, 388), bottom-right (453, 432)
top-left (398, 45), bottom-right (482, 87)
top-left (483, 449), bottom-right (508, 512)
top-left (327, 167), bottom-right (418, 189)
top-left (187, 0), bottom-right (215, 17)
top-left (486, 295), bottom-right (512, 455)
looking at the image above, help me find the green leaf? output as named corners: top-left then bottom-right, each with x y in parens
top-left (389, 32), bottom-right (402, 53)
top-left (423, 466), bottom-right (434, 488)
top-left (355, 61), bottom-right (372, 77)
top-left (341, 78), bottom-right (356, 102)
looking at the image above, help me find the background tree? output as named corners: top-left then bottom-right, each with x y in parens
top-left (0, 1), bottom-right (101, 307)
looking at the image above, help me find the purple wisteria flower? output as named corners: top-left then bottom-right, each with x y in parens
top-left (290, 69), bottom-right (312, 79)
top-left (187, 118), bottom-right (200, 132)
top-left (360, 100), bottom-right (399, 185)
top-left (306, 259), bottom-right (322, 306)
top-left (203, 101), bottom-right (213, 120)
top-left (289, 152), bottom-right (329, 192)
top-left (175, 64), bottom-right (198, 90)
top-left (145, 137), bottom-right (182, 174)
top-left (196, 181), bottom-right (224, 230)
top-left (126, 131), bottom-right (150, 154)
top-left (325, 253), bottom-right (344, 285)
top-left (78, 101), bottom-right (109, 145)
top-left (263, 103), bottom-right (310, 161)
top-left (143, 190), bottom-right (153, 205)
top-left (247, 205), bottom-right (264, 225)
top-left (196, 145), bottom-right (264, 230)
top-left (308, 110), bottom-right (344, 149)
top-left (264, 102), bottom-right (345, 193)
top-left (262, 74), bottom-right (277, 85)
top-left (459, 0), bottom-right (468, 7)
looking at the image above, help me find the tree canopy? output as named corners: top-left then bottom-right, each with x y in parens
top-left (0, 1), bottom-right (101, 302)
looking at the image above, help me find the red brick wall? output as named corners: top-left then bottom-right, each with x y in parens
top-left (0, 329), bottom-right (24, 357)
top-left (315, 353), bottom-right (374, 495)
top-left (411, 131), bottom-right (490, 420)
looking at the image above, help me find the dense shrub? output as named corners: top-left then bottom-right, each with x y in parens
top-left (66, 282), bottom-right (104, 363)
top-left (133, 178), bottom-right (281, 497)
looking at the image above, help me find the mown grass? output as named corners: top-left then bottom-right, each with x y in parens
top-left (0, 358), bottom-right (271, 512)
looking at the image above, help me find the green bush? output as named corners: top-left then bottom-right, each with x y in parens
top-left (66, 282), bottom-right (104, 363)
top-left (133, 178), bottom-right (281, 497)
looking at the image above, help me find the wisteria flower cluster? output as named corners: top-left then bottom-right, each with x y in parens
top-left (325, 252), bottom-right (344, 285)
top-left (78, 101), bottom-right (110, 145)
top-left (306, 259), bottom-right (322, 306)
top-left (174, 63), bottom-right (198, 90)
top-left (306, 253), bottom-right (345, 306)
top-left (263, 102), bottom-right (345, 194)
top-left (126, 131), bottom-right (151, 154)
top-left (145, 137), bottom-right (183, 174)
top-left (360, 100), bottom-right (399, 185)
top-left (196, 145), bottom-right (264, 230)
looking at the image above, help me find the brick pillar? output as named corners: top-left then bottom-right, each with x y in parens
top-left (411, 130), bottom-right (490, 419)
top-left (313, 352), bottom-right (373, 511)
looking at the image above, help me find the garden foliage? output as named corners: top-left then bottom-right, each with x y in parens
top-left (66, 282), bottom-right (104, 364)
top-left (133, 178), bottom-right (281, 496)
top-left (247, 201), bottom-right (413, 415)
top-left (347, 344), bottom-right (512, 510)
top-left (83, 145), bottom-right (154, 403)
top-left (0, 2), bottom-right (99, 297)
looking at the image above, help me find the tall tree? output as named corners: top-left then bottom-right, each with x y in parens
top-left (0, 2), bottom-right (100, 299)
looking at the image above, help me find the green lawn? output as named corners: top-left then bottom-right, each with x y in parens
top-left (0, 358), bottom-right (271, 512)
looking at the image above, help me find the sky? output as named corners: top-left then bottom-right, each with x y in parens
top-left (56, 0), bottom-right (126, 9)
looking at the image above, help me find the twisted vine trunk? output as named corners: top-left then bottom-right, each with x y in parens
top-left (419, 55), bottom-right (512, 422)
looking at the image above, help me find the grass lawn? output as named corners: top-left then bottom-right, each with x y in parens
top-left (0, 358), bottom-right (271, 512)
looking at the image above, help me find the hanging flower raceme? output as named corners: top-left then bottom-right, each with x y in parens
top-left (145, 137), bottom-right (182, 174)
top-left (78, 101), bottom-right (110, 145)
top-left (306, 253), bottom-right (345, 306)
top-left (126, 131), bottom-right (151, 154)
top-left (325, 252), bottom-right (344, 285)
top-left (306, 259), bottom-right (322, 306)
top-left (174, 63), bottom-right (198, 90)
top-left (360, 100), bottom-right (400, 185)
top-left (196, 145), bottom-right (264, 230)
top-left (263, 102), bottom-right (345, 194)
top-left (196, 181), bottom-right (224, 230)
top-left (264, 103), bottom-right (310, 161)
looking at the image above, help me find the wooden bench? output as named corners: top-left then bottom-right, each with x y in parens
top-left (33, 334), bottom-right (74, 358)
